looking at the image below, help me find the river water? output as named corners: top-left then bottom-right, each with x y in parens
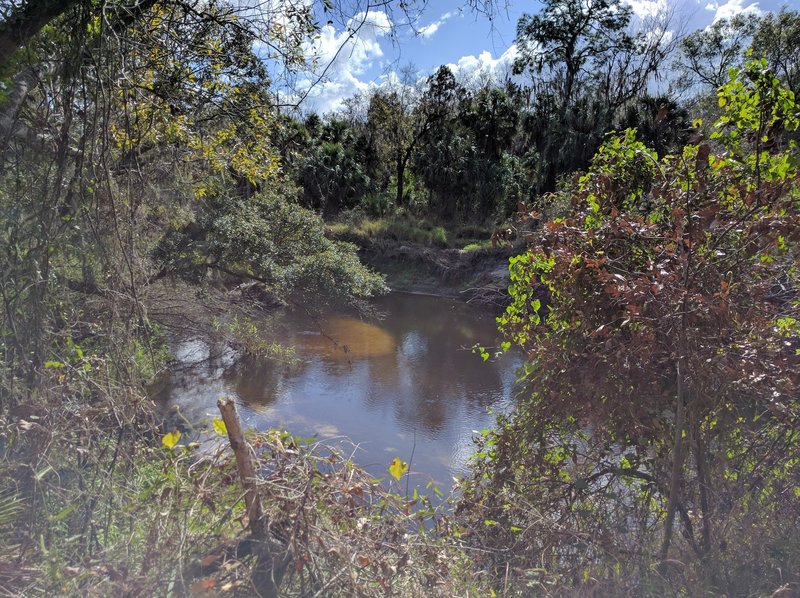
top-left (153, 293), bottom-right (521, 493)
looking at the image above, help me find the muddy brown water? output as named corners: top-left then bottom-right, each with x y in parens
top-left (153, 292), bottom-right (521, 495)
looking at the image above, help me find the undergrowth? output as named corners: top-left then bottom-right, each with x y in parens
top-left (0, 398), bottom-right (492, 596)
top-left (327, 211), bottom-right (498, 250)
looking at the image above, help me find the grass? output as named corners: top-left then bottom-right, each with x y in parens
top-left (328, 214), bottom-right (496, 250)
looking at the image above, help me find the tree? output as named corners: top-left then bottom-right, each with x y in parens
top-left (296, 139), bottom-right (372, 213)
top-left (675, 13), bottom-right (759, 95)
top-left (617, 95), bottom-right (693, 157)
top-left (514, 0), bottom-right (634, 111)
top-left (153, 183), bottom-right (386, 305)
top-left (513, 0), bottom-right (672, 192)
top-left (409, 66), bottom-right (466, 218)
top-left (751, 9), bottom-right (800, 94)
top-left (0, 0), bottom-right (87, 69)
top-left (365, 74), bottom-right (433, 207)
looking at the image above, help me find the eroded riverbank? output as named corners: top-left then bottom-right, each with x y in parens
top-left (354, 237), bottom-right (519, 308)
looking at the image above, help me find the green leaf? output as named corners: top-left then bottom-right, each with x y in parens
top-left (212, 418), bottom-right (227, 436)
top-left (34, 465), bottom-right (54, 481)
top-left (49, 504), bottom-right (76, 523)
top-left (389, 457), bottom-right (408, 481)
top-left (161, 430), bottom-right (181, 449)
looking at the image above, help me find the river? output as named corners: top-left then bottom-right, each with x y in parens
top-left (153, 292), bottom-right (521, 494)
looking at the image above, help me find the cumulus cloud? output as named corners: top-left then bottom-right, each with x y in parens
top-left (417, 10), bottom-right (458, 39)
top-left (295, 11), bottom-right (392, 113)
top-left (624, 0), bottom-right (669, 20)
top-left (704, 0), bottom-right (762, 23)
top-left (642, 26), bottom-right (674, 47)
top-left (445, 44), bottom-right (520, 86)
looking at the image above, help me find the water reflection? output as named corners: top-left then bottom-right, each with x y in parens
top-left (293, 318), bottom-right (397, 360)
top-left (154, 293), bottom-right (521, 490)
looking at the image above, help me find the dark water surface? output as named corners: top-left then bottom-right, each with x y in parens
top-left (154, 293), bottom-right (521, 492)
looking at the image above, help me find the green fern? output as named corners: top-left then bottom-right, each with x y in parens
top-left (0, 490), bottom-right (22, 527)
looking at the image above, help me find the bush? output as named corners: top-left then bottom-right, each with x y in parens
top-left (461, 61), bottom-right (800, 596)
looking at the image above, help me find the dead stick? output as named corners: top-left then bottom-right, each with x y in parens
top-left (217, 397), bottom-right (264, 535)
top-left (217, 398), bottom-right (288, 598)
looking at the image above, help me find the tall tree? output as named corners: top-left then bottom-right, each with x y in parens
top-left (366, 70), bottom-right (435, 207)
top-left (513, 0), bottom-right (670, 192)
top-left (675, 13), bottom-right (759, 95)
top-left (751, 9), bottom-right (800, 94)
top-left (514, 0), bottom-right (634, 110)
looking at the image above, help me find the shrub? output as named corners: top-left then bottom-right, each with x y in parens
top-left (461, 61), bottom-right (800, 595)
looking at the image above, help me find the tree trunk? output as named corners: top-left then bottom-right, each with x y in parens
top-left (660, 359), bottom-right (687, 560)
top-left (0, 0), bottom-right (80, 70)
top-left (395, 152), bottom-right (405, 205)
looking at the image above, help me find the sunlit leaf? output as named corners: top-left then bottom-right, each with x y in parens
top-left (212, 417), bottom-right (227, 436)
top-left (162, 430), bottom-right (181, 449)
top-left (389, 457), bottom-right (408, 481)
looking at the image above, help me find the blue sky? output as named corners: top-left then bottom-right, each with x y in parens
top-left (292, 0), bottom-right (790, 113)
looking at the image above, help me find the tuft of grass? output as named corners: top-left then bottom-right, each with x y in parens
top-left (328, 216), bottom-right (455, 247)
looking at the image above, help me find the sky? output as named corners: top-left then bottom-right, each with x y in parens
top-left (289, 0), bottom-right (791, 114)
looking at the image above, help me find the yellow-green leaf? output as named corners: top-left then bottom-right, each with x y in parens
top-left (162, 430), bottom-right (181, 449)
top-left (389, 457), bottom-right (408, 481)
top-left (212, 418), bottom-right (227, 436)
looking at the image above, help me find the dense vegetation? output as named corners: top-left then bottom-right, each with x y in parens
top-left (0, 0), bottom-right (798, 595)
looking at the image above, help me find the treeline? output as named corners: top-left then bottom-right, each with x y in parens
top-left (278, 5), bottom-right (799, 225)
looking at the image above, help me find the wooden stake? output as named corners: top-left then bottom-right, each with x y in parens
top-left (217, 398), bottom-right (290, 598)
top-left (217, 397), bottom-right (264, 535)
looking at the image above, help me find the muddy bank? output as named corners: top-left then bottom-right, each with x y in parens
top-left (352, 238), bottom-right (519, 310)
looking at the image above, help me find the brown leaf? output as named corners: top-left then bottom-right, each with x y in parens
top-left (696, 144), bottom-right (711, 169)
top-left (190, 578), bottom-right (217, 593)
top-left (358, 555), bottom-right (371, 567)
top-left (200, 554), bottom-right (220, 568)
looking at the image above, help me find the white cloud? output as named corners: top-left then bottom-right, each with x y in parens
top-left (642, 27), bottom-right (674, 47)
top-left (295, 11), bottom-right (392, 113)
top-left (445, 44), bottom-right (520, 85)
top-left (625, 0), bottom-right (669, 20)
top-left (704, 0), bottom-right (762, 23)
top-left (418, 22), bottom-right (441, 38)
top-left (417, 10), bottom-right (458, 39)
